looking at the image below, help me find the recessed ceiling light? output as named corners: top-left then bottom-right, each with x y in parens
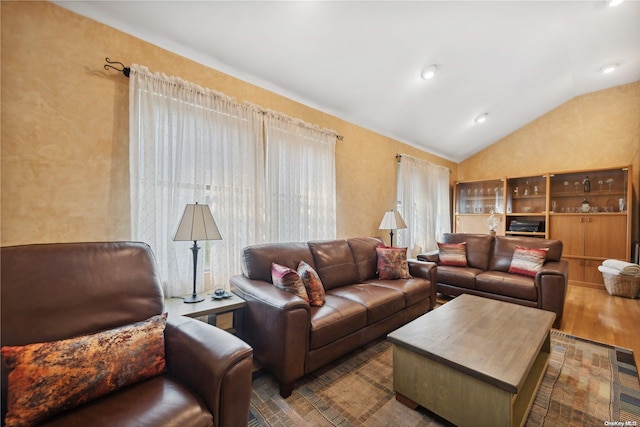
top-left (606, 0), bottom-right (624, 7)
top-left (421, 65), bottom-right (438, 80)
top-left (475, 113), bottom-right (488, 124)
top-left (600, 63), bottom-right (619, 74)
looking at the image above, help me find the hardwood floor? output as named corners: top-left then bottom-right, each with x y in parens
top-left (560, 284), bottom-right (640, 365)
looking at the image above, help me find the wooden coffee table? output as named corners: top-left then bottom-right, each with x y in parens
top-left (387, 294), bottom-right (555, 427)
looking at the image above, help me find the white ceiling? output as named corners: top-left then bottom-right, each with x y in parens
top-left (56, 1), bottom-right (640, 162)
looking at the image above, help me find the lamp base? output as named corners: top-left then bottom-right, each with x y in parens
top-left (183, 294), bottom-right (204, 304)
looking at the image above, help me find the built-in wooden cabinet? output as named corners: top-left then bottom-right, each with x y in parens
top-left (548, 167), bottom-right (631, 288)
top-left (454, 166), bottom-right (632, 289)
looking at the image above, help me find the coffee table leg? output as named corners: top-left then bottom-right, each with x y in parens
top-left (395, 392), bottom-right (419, 409)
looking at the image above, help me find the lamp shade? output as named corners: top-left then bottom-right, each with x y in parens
top-left (378, 210), bottom-right (407, 230)
top-left (173, 203), bottom-right (222, 242)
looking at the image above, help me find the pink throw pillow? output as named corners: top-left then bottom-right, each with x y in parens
top-left (271, 263), bottom-right (309, 302)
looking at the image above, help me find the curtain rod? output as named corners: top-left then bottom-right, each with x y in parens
top-left (104, 57), bottom-right (130, 77)
top-left (396, 153), bottom-right (452, 173)
top-left (104, 58), bottom-right (343, 141)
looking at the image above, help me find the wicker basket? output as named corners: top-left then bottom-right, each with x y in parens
top-left (602, 271), bottom-right (640, 299)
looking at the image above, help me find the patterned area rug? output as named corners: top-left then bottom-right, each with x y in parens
top-left (249, 330), bottom-right (640, 426)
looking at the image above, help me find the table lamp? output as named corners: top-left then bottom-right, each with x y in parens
top-left (173, 202), bottom-right (222, 303)
top-left (378, 210), bottom-right (407, 247)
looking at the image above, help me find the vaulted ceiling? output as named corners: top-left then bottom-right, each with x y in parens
top-left (56, 1), bottom-right (640, 162)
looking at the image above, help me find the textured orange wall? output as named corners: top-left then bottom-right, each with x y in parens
top-left (1, 1), bottom-right (456, 246)
top-left (459, 82), bottom-right (640, 243)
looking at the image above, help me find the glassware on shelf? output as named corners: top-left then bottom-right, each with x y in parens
top-left (606, 178), bottom-right (614, 191)
top-left (574, 181), bottom-right (580, 193)
top-left (563, 181), bottom-right (569, 192)
top-left (598, 180), bottom-right (603, 191)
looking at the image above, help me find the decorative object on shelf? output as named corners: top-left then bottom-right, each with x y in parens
top-left (606, 178), bottom-right (614, 191)
top-left (174, 202), bottom-right (222, 303)
top-left (486, 209), bottom-right (499, 235)
top-left (619, 198), bottom-right (625, 212)
top-left (581, 198), bottom-right (590, 213)
top-left (379, 210), bottom-right (407, 247)
top-left (583, 176), bottom-right (590, 193)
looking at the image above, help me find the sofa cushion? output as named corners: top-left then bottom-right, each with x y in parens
top-left (297, 260), bottom-right (325, 306)
top-left (327, 283), bottom-right (405, 325)
top-left (2, 314), bottom-right (167, 427)
top-left (309, 294), bottom-right (367, 349)
top-left (490, 236), bottom-right (562, 272)
top-left (437, 242), bottom-right (468, 266)
top-left (308, 240), bottom-right (360, 290)
top-left (436, 265), bottom-right (483, 290)
top-left (440, 233), bottom-right (494, 270)
top-left (271, 263), bottom-right (309, 302)
top-left (509, 246), bottom-right (548, 277)
top-left (476, 271), bottom-right (538, 301)
top-left (375, 246), bottom-right (411, 280)
top-left (347, 237), bottom-right (384, 281)
top-left (367, 277), bottom-right (431, 307)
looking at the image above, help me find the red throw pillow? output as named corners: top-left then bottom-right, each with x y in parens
top-left (437, 242), bottom-right (468, 266)
top-left (508, 245), bottom-right (549, 277)
top-left (271, 262), bottom-right (309, 302)
top-left (2, 313), bottom-right (167, 427)
top-left (376, 246), bottom-right (411, 280)
top-left (297, 260), bottom-right (325, 307)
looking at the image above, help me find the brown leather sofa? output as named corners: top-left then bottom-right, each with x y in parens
top-left (230, 237), bottom-right (436, 398)
top-left (1, 242), bottom-right (253, 427)
top-left (419, 233), bottom-right (568, 328)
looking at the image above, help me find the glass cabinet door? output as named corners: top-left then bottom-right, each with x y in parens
top-left (455, 179), bottom-right (504, 214)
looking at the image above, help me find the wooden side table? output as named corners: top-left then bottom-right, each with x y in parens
top-left (163, 293), bottom-right (246, 333)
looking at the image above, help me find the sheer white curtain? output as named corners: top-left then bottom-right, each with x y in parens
top-left (264, 111), bottom-right (337, 242)
top-left (396, 154), bottom-right (451, 253)
top-left (129, 64), bottom-right (265, 297)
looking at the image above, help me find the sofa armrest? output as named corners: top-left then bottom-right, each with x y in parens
top-left (164, 316), bottom-right (253, 427)
top-left (230, 274), bottom-right (310, 394)
top-left (408, 260), bottom-right (438, 309)
top-left (536, 260), bottom-right (569, 329)
top-left (417, 249), bottom-right (440, 263)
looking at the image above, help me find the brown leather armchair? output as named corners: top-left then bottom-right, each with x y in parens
top-left (1, 242), bottom-right (253, 427)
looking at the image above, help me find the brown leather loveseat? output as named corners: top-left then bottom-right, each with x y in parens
top-left (420, 233), bottom-right (568, 328)
top-left (230, 237), bottom-right (436, 397)
top-left (1, 242), bottom-right (253, 427)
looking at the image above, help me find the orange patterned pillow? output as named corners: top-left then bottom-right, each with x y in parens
top-left (376, 246), bottom-right (411, 280)
top-left (1, 313), bottom-right (167, 427)
top-left (298, 260), bottom-right (325, 307)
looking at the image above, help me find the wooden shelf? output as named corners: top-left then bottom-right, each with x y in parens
top-left (506, 231), bottom-right (547, 237)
